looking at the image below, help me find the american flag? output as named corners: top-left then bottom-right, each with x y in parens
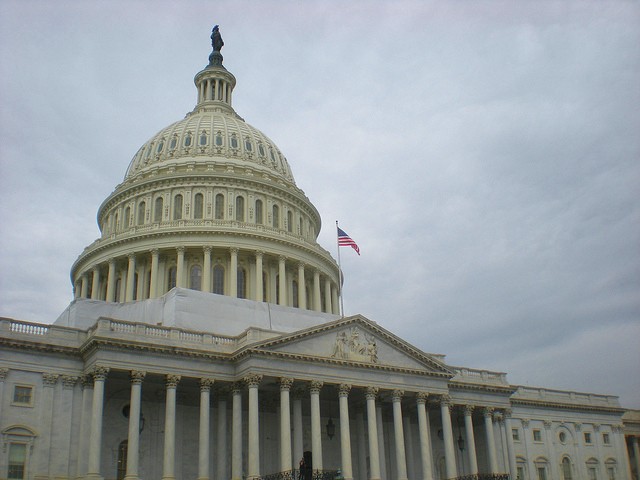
top-left (337, 227), bottom-right (360, 255)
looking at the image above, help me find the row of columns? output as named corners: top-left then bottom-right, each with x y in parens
top-left (82, 367), bottom-right (512, 480)
top-left (76, 247), bottom-right (339, 314)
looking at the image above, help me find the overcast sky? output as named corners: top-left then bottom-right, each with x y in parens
top-left (1, 0), bottom-right (638, 408)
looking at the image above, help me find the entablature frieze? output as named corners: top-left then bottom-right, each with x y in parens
top-left (510, 398), bottom-right (626, 415)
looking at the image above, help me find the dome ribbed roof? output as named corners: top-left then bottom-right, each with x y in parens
top-left (124, 110), bottom-right (296, 185)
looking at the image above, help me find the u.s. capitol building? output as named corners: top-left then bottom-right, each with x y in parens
top-left (1, 26), bottom-right (639, 480)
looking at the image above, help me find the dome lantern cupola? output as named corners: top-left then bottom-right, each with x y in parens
top-left (194, 25), bottom-right (236, 114)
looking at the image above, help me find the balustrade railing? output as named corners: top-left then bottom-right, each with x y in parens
top-left (454, 474), bottom-right (510, 480)
top-left (261, 470), bottom-right (340, 480)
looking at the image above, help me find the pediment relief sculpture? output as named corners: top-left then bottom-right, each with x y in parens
top-left (331, 327), bottom-right (378, 363)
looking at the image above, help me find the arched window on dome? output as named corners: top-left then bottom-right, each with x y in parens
top-left (272, 205), bottom-right (279, 228)
top-left (292, 280), bottom-right (299, 308)
top-left (244, 137), bottom-right (252, 152)
top-left (124, 207), bottom-right (131, 229)
top-left (215, 194), bottom-right (224, 220)
top-left (184, 132), bottom-right (192, 147)
top-left (169, 135), bottom-right (178, 151)
top-left (255, 199), bottom-right (263, 224)
top-left (235, 196), bottom-right (245, 222)
top-left (237, 267), bottom-right (246, 299)
top-left (287, 210), bottom-right (293, 233)
top-left (213, 265), bottom-right (224, 294)
top-left (199, 130), bottom-right (208, 146)
top-left (173, 194), bottom-right (183, 220)
top-left (258, 143), bottom-right (266, 157)
top-left (137, 201), bottom-right (146, 226)
top-left (167, 266), bottom-right (177, 290)
top-left (215, 131), bottom-right (223, 146)
top-left (230, 134), bottom-right (238, 149)
top-left (156, 139), bottom-right (164, 154)
top-left (194, 193), bottom-right (204, 219)
top-left (154, 197), bottom-right (163, 223)
top-left (190, 265), bottom-right (202, 291)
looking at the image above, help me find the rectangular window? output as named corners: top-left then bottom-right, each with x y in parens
top-left (517, 466), bottom-right (525, 480)
top-left (537, 467), bottom-right (547, 480)
top-left (8, 443), bottom-right (26, 480)
top-left (512, 428), bottom-right (520, 441)
top-left (588, 467), bottom-right (598, 480)
top-left (603, 433), bottom-right (610, 445)
top-left (607, 466), bottom-right (615, 480)
top-left (12, 386), bottom-right (33, 406)
top-left (584, 432), bottom-right (593, 444)
top-left (533, 429), bottom-right (542, 442)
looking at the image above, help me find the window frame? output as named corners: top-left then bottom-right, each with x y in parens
top-left (11, 385), bottom-right (34, 407)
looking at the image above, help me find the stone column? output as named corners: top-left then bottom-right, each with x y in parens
top-left (483, 407), bottom-right (498, 474)
top-left (91, 267), bottom-right (101, 300)
top-left (176, 247), bottom-right (185, 288)
top-left (403, 415), bottom-right (416, 480)
top-left (125, 253), bottom-right (136, 301)
top-left (125, 371), bottom-right (146, 480)
top-left (106, 259), bottom-right (116, 302)
top-left (38, 373), bottom-right (58, 476)
top-left (298, 263), bottom-right (306, 309)
top-left (87, 366), bottom-right (109, 480)
top-left (375, 403), bottom-right (387, 480)
top-left (76, 375), bottom-right (93, 478)
top-left (366, 386), bottom-right (382, 480)
top-left (278, 256), bottom-right (287, 306)
top-left (230, 248), bottom-right (238, 297)
top-left (203, 247), bottom-right (212, 293)
top-left (231, 383), bottom-right (243, 480)
top-left (331, 286), bottom-right (339, 315)
top-left (463, 405), bottom-right (478, 475)
top-left (149, 249), bottom-right (159, 298)
top-left (245, 373), bottom-right (263, 480)
top-left (392, 390), bottom-right (408, 480)
top-left (356, 412), bottom-right (367, 480)
top-left (0, 370), bottom-right (7, 439)
top-left (280, 378), bottom-right (294, 473)
top-left (440, 395), bottom-right (457, 479)
top-left (338, 384), bottom-right (354, 480)
top-left (503, 409), bottom-right (517, 478)
top-left (313, 270), bottom-right (321, 312)
top-left (629, 433), bottom-right (639, 480)
top-left (80, 273), bottom-right (89, 298)
top-left (162, 374), bottom-right (181, 480)
top-left (292, 388), bottom-right (304, 471)
top-left (310, 380), bottom-right (324, 471)
top-left (416, 393), bottom-right (433, 480)
top-left (324, 278), bottom-right (332, 314)
top-left (217, 387), bottom-right (229, 480)
top-left (198, 378), bottom-right (214, 480)
top-left (255, 251), bottom-right (264, 302)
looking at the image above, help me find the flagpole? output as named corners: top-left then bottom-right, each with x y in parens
top-left (335, 220), bottom-right (344, 318)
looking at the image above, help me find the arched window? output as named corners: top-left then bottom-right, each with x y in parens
top-left (244, 138), bottom-right (252, 151)
top-left (235, 196), bottom-right (245, 222)
top-left (586, 459), bottom-right (599, 480)
top-left (194, 193), bottom-right (204, 219)
top-left (230, 134), bottom-right (238, 149)
top-left (562, 457), bottom-right (573, 480)
top-left (287, 210), bottom-right (293, 232)
top-left (116, 440), bottom-right (128, 480)
top-left (137, 201), bottom-right (146, 226)
top-left (169, 135), bottom-right (178, 151)
top-left (215, 194), bottom-right (224, 220)
top-left (258, 143), bottom-right (265, 157)
top-left (167, 266), bottom-right (177, 290)
top-left (190, 265), bottom-right (202, 291)
top-left (255, 199), bottom-right (263, 224)
top-left (184, 132), bottom-right (192, 147)
top-left (199, 130), bottom-right (208, 146)
top-left (272, 205), bottom-right (279, 228)
top-left (156, 139), bottom-right (164, 153)
top-left (173, 194), bottom-right (183, 220)
top-left (3, 426), bottom-right (36, 480)
top-left (213, 265), bottom-right (224, 294)
top-left (237, 267), bottom-right (246, 299)
top-left (292, 280), bottom-right (299, 308)
top-left (124, 207), bottom-right (130, 228)
top-left (154, 197), bottom-right (163, 222)
top-left (215, 131), bottom-right (223, 146)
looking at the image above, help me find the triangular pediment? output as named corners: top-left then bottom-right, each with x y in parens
top-left (249, 315), bottom-right (453, 376)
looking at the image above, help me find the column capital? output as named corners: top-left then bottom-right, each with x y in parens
top-left (464, 404), bottom-right (475, 416)
top-left (91, 365), bottom-right (110, 381)
top-left (392, 389), bottom-right (404, 402)
top-left (0, 367), bottom-right (8, 381)
top-left (365, 386), bottom-right (379, 399)
top-left (416, 392), bottom-right (429, 404)
top-left (338, 383), bottom-right (352, 397)
top-left (255, 250), bottom-right (264, 258)
top-left (243, 373), bottom-right (263, 388)
top-left (521, 418), bottom-right (530, 428)
top-left (128, 252), bottom-right (136, 261)
top-left (439, 394), bottom-right (452, 407)
top-left (309, 380), bottom-right (323, 394)
top-left (574, 422), bottom-right (582, 431)
top-left (203, 246), bottom-right (212, 254)
top-left (80, 374), bottom-right (93, 389)
top-left (482, 406), bottom-right (494, 418)
top-left (42, 372), bottom-right (59, 387)
top-left (298, 262), bottom-right (306, 269)
top-left (279, 255), bottom-right (287, 263)
top-left (150, 248), bottom-right (159, 255)
top-left (543, 420), bottom-right (552, 430)
top-left (61, 375), bottom-right (78, 389)
top-left (130, 370), bottom-right (146, 384)
top-left (231, 382), bottom-right (244, 395)
top-left (166, 374), bottom-right (181, 388)
top-left (108, 257), bottom-right (116, 266)
top-left (503, 408), bottom-right (512, 419)
top-left (200, 377), bottom-right (215, 391)
top-left (279, 377), bottom-right (294, 391)
top-left (230, 247), bottom-right (239, 255)
top-left (176, 246), bottom-right (185, 254)
top-left (593, 423), bottom-right (600, 432)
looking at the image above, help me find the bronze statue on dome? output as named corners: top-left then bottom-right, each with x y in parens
top-left (211, 25), bottom-right (224, 52)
